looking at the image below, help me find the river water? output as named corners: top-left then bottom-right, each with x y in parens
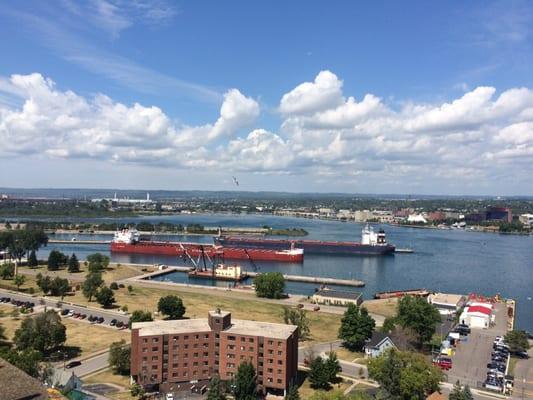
top-left (32, 213), bottom-right (533, 330)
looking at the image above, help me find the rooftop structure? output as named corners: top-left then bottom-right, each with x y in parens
top-left (0, 357), bottom-right (49, 400)
top-left (428, 293), bottom-right (466, 316)
top-left (312, 288), bottom-right (363, 306)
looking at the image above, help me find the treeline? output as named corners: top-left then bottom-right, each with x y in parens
top-left (0, 228), bottom-right (48, 263)
top-left (0, 199), bottom-right (134, 217)
top-left (264, 226), bottom-right (309, 236)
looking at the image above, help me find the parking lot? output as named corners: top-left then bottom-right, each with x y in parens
top-left (446, 302), bottom-right (508, 388)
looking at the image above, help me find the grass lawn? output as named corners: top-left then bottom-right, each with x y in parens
top-left (361, 298), bottom-right (398, 318)
top-left (297, 370), bottom-right (352, 399)
top-left (0, 315), bottom-right (129, 358)
top-left (18, 263), bottom-right (144, 285)
top-left (55, 284), bottom-right (342, 344)
top-left (508, 357), bottom-right (518, 376)
top-left (0, 275), bottom-right (40, 293)
top-left (84, 368), bottom-right (131, 388)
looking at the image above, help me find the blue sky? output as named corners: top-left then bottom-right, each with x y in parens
top-left (0, 0), bottom-right (532, 195)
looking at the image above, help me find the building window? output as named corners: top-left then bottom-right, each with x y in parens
top-left (151, 365), bottom-right (157, 370)
top-left (203, 361), bottom-right (209, 366)
top-left (142, 348), bottom-right (147, 353)
top-left (151, 356), bottom-right (158, 361)
top-left (204, 334), bottom-right (209, 339)
top-left (278, 360), bottom-right (283, 365)
top-left (241, 346), bottom-right (245, 351)
top-left (268, 340), bottom-right (273, 346)
top-left (241, 337), bottom-right (246, 342)
top-left (184, 335), bottom-right (189, 340)
top-left (268, 368), bottom-right (273, 373)
top-left (249, 338), bottom-right (254, 343)
top-left (215, 319), bottom-right (220, 323)
top-left (250, 347), bottom-right (254, 352)
top-left (277, 369), bottom-right (282, 374)
top-left (152, 338), bottom-right (159, 343)
top-left (143, 338), bottom-right (148, 343)
top-left (172, 372), bottom-right (178, 377)
top-left (195, 334), bottom-right (199, 340)
top-left (172, 363), bottom-right (178, 368)
top-left (152, 347), bottom-right (158, 351)
top-left (193, 362), bottom-right (198, 366)
top-left (278, 351), bottom-right (282, 356)
top-left (228, 336), bottom-right (236, 341)
top-left (203, 352), bottom-right (209, 357)
top-left (277, 379), bottom-right (282, 384)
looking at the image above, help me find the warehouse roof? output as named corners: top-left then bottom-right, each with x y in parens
top-left (313, 288), bottom-right (362, 300)
top-left (429, 293), bottom-right (465, 306)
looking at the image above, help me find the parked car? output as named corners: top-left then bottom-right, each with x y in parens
top-left (79, 314), bottom-right (87, 319)
top-left (97, 316), bottom-right (104, 324)
top-left (433, 357), bottom-right (452, 370)
top-left (313, 306), bottom-right (320, 311)
top-left (456, 324), bottom-right (471, 335)
top-left (110, 319), bottom-right (117, 326)
top-left (67, 310), bottom-right (75, 317)
top-left (166, 394), bottom-right (174, 400)
top-left (511, 351), bottom-right (529, 359)
top-left (61, 309), bottom-right (69, 316)
top-left (116, 321), bottom-right (124, 328)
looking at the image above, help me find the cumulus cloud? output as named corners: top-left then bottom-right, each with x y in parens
top-left (1, 71), bottom-right (533, 192)
top-left (279, 70), bottom-right (343, 115)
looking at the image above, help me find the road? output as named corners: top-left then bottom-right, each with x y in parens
top-left (53, 352), bottom-right (110, 386)
top-left (0, 288), bottom-right (130, 325)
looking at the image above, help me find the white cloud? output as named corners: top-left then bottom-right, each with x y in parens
top-left (279, 70), bottom-right (343, 115)
top-left (1, 71), bottom-right (533, 193)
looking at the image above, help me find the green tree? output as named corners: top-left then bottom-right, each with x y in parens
top-left (49, 276), bottom-right (70, 299)
top-left (282, 307), bottom-right (310, 339)
top-left (207, 374), bottom-right (226, 400)
top-left (82, 272), bottom-right (104, 302)
top-left (338, 304), bottom-right (375, 351)
top-left (87, 253), bottom-right (110, 272)
top-left (47, 250), bottom-right (67, 271)
top-left (308, 356), bottom-right (330, 390)
top-left (505, 330), bottom-right (531, 353)
top-left (129, 310), bottom-right (153, 328)
top-left (13, 274), bottom-right (26, 291)
top-left (285, 383), bottom-right (300, 400)
top-left (68, 253), bottom-right (80, 273)
top-left (396, 296), bottom-right (441, 345)
top-left (0, 262), bottom-right (15, 279)
top-left (463, 385), bottom-right (473, 400)
top-left (449, 381), bottom-right (464, 400)
top-left (253, 272), bottom-right (285, 299)
top-left (325, 351), bottom-right (342, 382)
top-left (130, 383), bottom-right (145, 399)
top-left (96, 286), bottom-right (116, 308)
top-left (157, 295), bottom-right (186, 319)
top-left (14, 310), bottom-right (66, 353)
top-left (234, 361), bottom-right (256, 400)
top-left (109, 339), bottom-right (131, 375)
top-left (381, 316), bottom-right (397, 333)
top-left (0, 347), bottom-right (43, 377)
top-left (367, 349), bottom-right (442, 400)
top-left (27, 250), bottom-right (38, 268)
top-left (36, 273), bottom-right (52, 294)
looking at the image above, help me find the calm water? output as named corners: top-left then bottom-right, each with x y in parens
top-left (34, 213), bottom-right (533, 330)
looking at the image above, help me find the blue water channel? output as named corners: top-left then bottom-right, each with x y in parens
top-left (29, 213), bottom-right (533, 330)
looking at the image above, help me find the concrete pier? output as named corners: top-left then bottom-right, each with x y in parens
top-left (246, 272), bottom-right (365, 287)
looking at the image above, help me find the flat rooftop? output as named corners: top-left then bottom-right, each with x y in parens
top-left (429, 293), bottom-right (465, 306)
top-left (133, 317), bottom-right (297, 340)
top-left (313, 288), bottom-right (362, 300)
top-left (133, 319), bottom-right (211, 336)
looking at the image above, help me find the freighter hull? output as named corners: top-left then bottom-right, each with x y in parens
top-left (110, 241), bottom-right (304, 262)
top-left (214, 237), bottom-right (395, 256)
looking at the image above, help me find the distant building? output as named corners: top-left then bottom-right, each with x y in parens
top-left (0, 357), bottom-right (49, 400)
top-left (407, 214), bottom-right (427, 224)
top-left (131, 310), bottom-right (298, 396)
top-left (519, 214), bottom-right (533, 227)
top-left (427, 293), bottom-right (465, 316)
top-left (486, 207), bottom-right (512, 223)
top-left (311, 288), bottom-right (363, 307)
top-left (465, 212), bottom-right (486, 223)
top-left (427, 211), bottom-right (446, 222)
top-left (364, 332), bottom-right (397, 358)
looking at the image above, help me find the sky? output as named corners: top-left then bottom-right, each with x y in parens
top-left (0, 0), bottom-right (532, 195)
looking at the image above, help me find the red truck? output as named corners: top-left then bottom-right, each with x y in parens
top-left (433, 356), bottom-right (452, 370)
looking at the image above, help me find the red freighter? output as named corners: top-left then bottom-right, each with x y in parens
top-left (110, 229), bottom-right (304, 263)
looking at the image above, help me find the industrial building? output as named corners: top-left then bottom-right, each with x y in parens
top-left (427, 293), bottom-right (466, 316)
top-left (130, 310), bottom-right (298, 395)
top-left (311, 288), bottom-right (363, 306)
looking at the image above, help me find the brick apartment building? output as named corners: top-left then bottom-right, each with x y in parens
top-left (131, 310), bottom-right (299, 395)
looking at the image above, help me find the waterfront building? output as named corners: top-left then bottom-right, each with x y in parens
top-left (459, 303), bottom-right (492, 328)
top-left (486, 207), bottom-right (512, 223)
top-left (311, 288), bottom-right (363, 307)
top-left (427, 293), bottom-right (466, 316)
top-left (130, 310), bottom-right (298, 395)
top-left (519, 213), bottom-right (533, 227)
top-left (407, 214), bottom-right (428, 224)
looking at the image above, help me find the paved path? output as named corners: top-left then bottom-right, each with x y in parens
top-left (53, 352), bottom-right (110, 386)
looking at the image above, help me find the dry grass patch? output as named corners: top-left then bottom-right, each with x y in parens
top-left (53, 284), bottom-right (341, 344)
top-left (335, 347), bottom-right (364, 363)
top-left (0, 315), bottom-right (24, 341)
top-left (361, 298), bottom-right (398, 318)
top-left (61, 318), bottom-right (130, 355)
